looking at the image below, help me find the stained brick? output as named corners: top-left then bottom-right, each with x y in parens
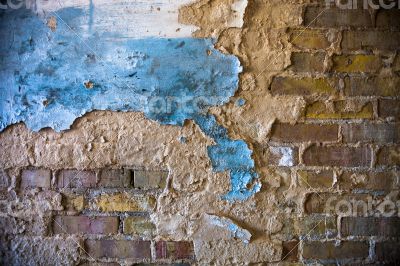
top-left (297, 170), bottom-right (333, 189)
top-left (305, 101), bottom-right (373, 120)
top-left (289, 29), bottom-right (332, 50)
top-left (339, 171), bottom-right (398, 191)
top-left (265, 146), bottom-right (298, 167)
top-left (341, 217), bottom-right (400, 237)
top-left (0, 170), bottom-right (9, 187)
top-left (342, 123), bottom-right (400, 143)
top-left (155, 241), bottom-right (195, 260)
top-left (379, 99), bottom-right (400, 120)
top-left (302, 241), bottom-right (369, 260)
top-left (375, 241), bottom-right (400, 262)
top-left (91, 193), bottom-right (156, 212)
top-left (85, 240), bottom-right (151, 259)
top-left (288, 52), bottom-right (325, 73)
top-left (53, 216), bottom-right (119, 234)
top-left (304, 193), bottom-right (369, 214)
top-left (303, 146), bottom-right (371, 167)
top-left (342, 31), bottom-right (400, 52)
top-left (344, 76), bottom-right (400, 97)
top-left (98, 169), bottom-right (130, 188)
top-left (133, 170), bottom-right (168, 189)
top-left (294, 216), bottom-right (337, 239)
top-left (62, 193), bottom-right (85, 212)
top-left (270, 77), bottom-right (338, 96)
top-left (271, 123), bottom-right (338, 143)
top-left (20, 169), bottom-right (51, 188)
top-left (377, 146), bottom-right (400, 167)
top-left (303, 7), bottom-right (372, 28)
top-left (281, 241), bottom-right (298, 262)
top-left (56, 170), bottom-right (96, 188)
top-left (376, 9), bottom-right (400, 30)
top-left (123, 216), bottom-right (155, 236)
top-left (332, 55), bottom-right (382, 73)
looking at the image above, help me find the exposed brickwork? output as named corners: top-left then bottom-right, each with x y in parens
top-left (303, 146), bottom-right (371, 167)
top-left (297, 170), bottom-right (333, 189)
top-left (302, 241), bottom-right (369, 260)
top-left (288, 52), bottom-right (325, 73)
top-left (305, 101), bottom-right (374, 120)
top-left (271, 123), bottom-right (338, 143)
top-left (342, 123), bottom-right (400, 143)
top-left (281, 241), bottom-right (298, 262)
top-left (339, 171), bottom-right (397, 191)
top-left (379, 99), bottom-right (400, 119)
top-left (375, 241), bottom-right (400, 262)
top-left (53, 216), bottom-right (119, 234)
top-left (270, 77), bottom-right (338, 96)
top-left (98, 169), bottom-right (130, 188)
top-left (289, 29), bottom-right (331, 50)
top-left (342, 31), bottom-right (400, 52)
top-left (133, 170), bottom-right (168, 189)
top-left (20, 169), bottom-right (51, 188)
top-left (344, 76), bottom-right (400, 97)
top-left (85, 240), bottom-right (151, 259)
top-left (155, 241), bottom-right (195, 260)
top-left (123, 216), bottom-right (155, 236)
top-left (91, 193), bottom-right (156, 212)
top-left (56, 169), bottom-right (96, 188)
top-left (377, 146), bottom-right (400, 166)
top-left (303, 7), bottom-right (372, 28)
top-left (341, 217), bottom-right (400, 237)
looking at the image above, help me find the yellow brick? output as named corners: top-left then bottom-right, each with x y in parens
top-left (92, 193), bottom-right (155, 212)
top-left (305, 101), bottom-right (373, 119)
top-left (123, 216), bottom-right (155, 236)
top-left (290, 29), bottom-right (331, 50)
top-left (62, 193), bottom-right (85, 212)
top-left (333, 55), bottom-right (381, 73)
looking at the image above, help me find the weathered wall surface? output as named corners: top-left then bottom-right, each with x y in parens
top-left (1, 0), bottom-right (400, 265)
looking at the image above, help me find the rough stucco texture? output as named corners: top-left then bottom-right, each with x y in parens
top-left (1, 0), bottom-right (400, 265)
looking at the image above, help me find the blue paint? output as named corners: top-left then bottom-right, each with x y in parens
top-left (0, 8), bottom-right (260, 201)
top-left (235, 98), bottom-right (246, 107)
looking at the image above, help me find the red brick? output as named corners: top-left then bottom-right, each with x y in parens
top-left (297, 170), bottom-right (333, 189)
top-left (20, 169), bottom-right (51, 188)
top-left (375, 241), bottom-right (400, 262)
top-left (344, 76), bottom-right (400, 97)
top-left (342, 31), bottom-right (400, 52)
top-left (56, 169), bottom-right (96, 188)
top-left (271, 123), bottom-right (338, 143)
top-left (0, 170), bottom-right (9, 187)
top-left (342, 123), bottom-right (400, 143)
top-left (377, 146), bottom-right (400, 167)
top-left (281, 241), bottom-right (298, 262)
top-left (98, 169), bottom-right (130, 188)
top-left (379, 99), bottom-right (400, 120)
top-left (85, 240), bottom-right (151, 259)
top-left (304, 193), bottom-right (370, 214)
top-left (304, 7), bottom-right (372, 28)
top-left (53, 216), bottom-right (119, 234)
top-left (339, 171), bottom-right (397, 191)
top-left (303, 146), bottom-right (371, 167)
top-left (288, 52), bottom-right (325, 73)
top-left (155, 241), bottom-right (195, 260)
top-left (341, 217), bottom-right (400, 237)
top-left (133, 170), bottom-right (168, 189)
top-left (376, 9), bottom-right (400, 30)
top-left (265, 146), bottom-right (298, 167)
top-left (302, 241), bottom-right (369, 260)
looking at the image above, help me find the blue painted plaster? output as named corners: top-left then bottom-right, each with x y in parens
top-left (0, 8), bottom-right (260, 201)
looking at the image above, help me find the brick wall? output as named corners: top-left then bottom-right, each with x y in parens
top-left (1, 1), bottom-right (400, 265)
top-left (0, 168), bottom-right (194, 265)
